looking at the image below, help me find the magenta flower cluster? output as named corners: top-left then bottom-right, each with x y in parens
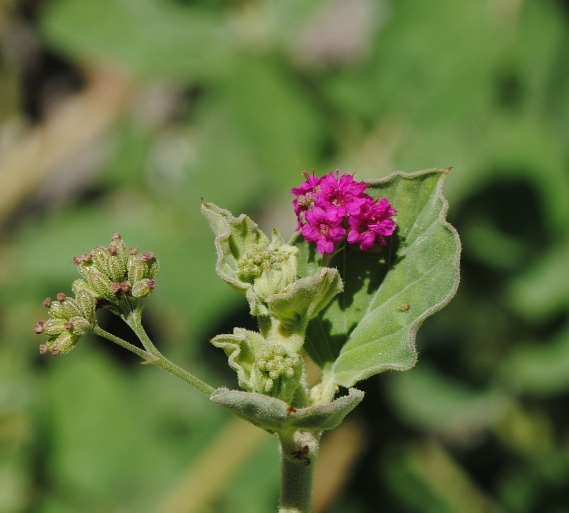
top-left (291, 170), bottom-right (397, 254)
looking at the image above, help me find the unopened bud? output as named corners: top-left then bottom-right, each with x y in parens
top-left (128, 253), bottom-right (159, 284)
top-left (42, 318), bottom-right (68, 336)
top-left (76, 290), bottom-right (96, 325)
top-left (68, 317), bottom-right (92, 336)
top-left (49, 331), bottom-right (77, 354)
top-left (131, 278), bottom-right (156, 298)
top-left (60, 297), bottom-right (83, 319)
top-left (79, 266), bottom-right (117, 303)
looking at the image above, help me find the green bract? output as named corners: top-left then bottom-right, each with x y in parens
top-left (210, 387), bottom-right (364, 433)
top-left (211, 328), bottom-right (304, 404)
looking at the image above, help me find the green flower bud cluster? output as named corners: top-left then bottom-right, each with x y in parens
top-left (236, 233), bottom-right (299, 303)
top-left (34, 233), bottom-right (159, 355)
top-left (211, 329), bottom-right (304, 404)
top-left (255, 344), bottom-right (300, 394)
top-left (34, 290), bottom-right (96, 355)
top-left (71, 233), bottom-right (159, 306)
top-left (236, 242), bottom-right (273, 281)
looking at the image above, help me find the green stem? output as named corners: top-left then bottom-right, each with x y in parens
top-left (151, 351), bottom-right (215, 397)
top-left (124, 309), bottom-right (161, 358)
top-left (93, 325), bottom-right (215, 397)
top-left (93, 325), bottom-right (150, 360)
top-left (319, 242), bottom-right (344, 268)
top-left (278, 430), bottom-right (320, 513)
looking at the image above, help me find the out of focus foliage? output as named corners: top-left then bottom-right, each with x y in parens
top-left (1, 0), bottom-right (569, 512)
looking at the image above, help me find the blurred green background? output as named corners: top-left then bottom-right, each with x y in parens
top-left (1, 0), bottom-right (569, 512)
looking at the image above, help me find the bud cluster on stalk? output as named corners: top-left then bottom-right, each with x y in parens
top-left (236, 232), bottom-right (299, 303)
top-left (35, 233), bottom-right (159, 355)
top-left (255, 343), bottom-right (302, 394)
top-left (34, 290), bottom-right (96, 355)
top-left (72, 232), bottom-right (159, 303)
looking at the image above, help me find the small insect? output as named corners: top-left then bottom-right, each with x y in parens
top-left (291, 445), bottom-right (311, 465)
top-left (398, 304), bottom-right (410, 312)
top-left (286, 405), bottom-right (297, 415)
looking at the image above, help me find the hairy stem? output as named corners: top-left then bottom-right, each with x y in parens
top-left (93, 325), bottom-right (215, 397)
top-left (151, 351), bottom-right (216, 397)
top-left (278, 430), bottom-right (321, 513)
top-left (124, 308), bottom-right (161, 358)
top-left (93, 325), bottom-right (150, 359)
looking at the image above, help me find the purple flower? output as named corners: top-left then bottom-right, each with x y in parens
top-left (291, 170), bottom-right (396, 254)
top-left (301, 207), bottom-right (346, 254)
top-left (291, 171), bottom-right (322, 229)
top-left (348, 197), bottom-right (396, 250)
top-left (315, 171), bottom-right (369, 216)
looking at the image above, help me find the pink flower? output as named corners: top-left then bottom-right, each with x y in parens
top-left (291, 171), bottom-right (321, 229)
top-left (301, 207), bottom-right (346, 254)
top-left (291, 170), bottom-right (396, 254)
top-left (347, 197), bottom-right (396, 250)
top-left (315, 171), bottom-right (369, 216)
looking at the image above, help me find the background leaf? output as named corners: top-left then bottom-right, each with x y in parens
top-left (41, 0), bottom-right (235, 81)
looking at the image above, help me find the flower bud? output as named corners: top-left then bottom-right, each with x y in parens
top-left (42, 318), bottom-right (68, 336)
top-left (48, 331), bottom-right (77, 355)
top-left (237, 232), bottom-right (299, 303)
top-left (59, 297), bottom-right (83, 319)
top-left (76, 289), bottom-right (97, 325)
top-left (131, 278), bottom-right (156, 298)
top-left (91, 246), bottom-right (112, 276)
top-left (108, 236), bottom-right (128, 281)
top-left (128, 252), bottom-right (159, 284)
top-left (68, 317), bottom-right (92, 336)
top-left (47, 300), bottom-right (67, 319)
top-left (78, 266), bottom-right (118, 303)
top-left (253, 343), bottom-right (302, 402)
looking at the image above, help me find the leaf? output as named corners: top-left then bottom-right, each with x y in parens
top-left (295, 169), bottom-right (461, 388)
top-left (200, 200), bottom-right (269, 296)
top-left (41, 0), bottom-right (235, 81)
top-left (499, 321), bottom-right (569, 396)
top-left (210, 387), bottom-right (364, 433)
top-left (266, 267), bottom-right (343, 331)
top-left (387, 365), bottom-right (510, 434)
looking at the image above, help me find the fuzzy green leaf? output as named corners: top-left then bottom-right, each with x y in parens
top-left (295, 169), bottom-right (461, 388)
top-left (266, 267), bottom-right (343, 332)
top-left (201, 200), bottom-right (269, 296)
top-left (210, 387), bottom-right (364, 433)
